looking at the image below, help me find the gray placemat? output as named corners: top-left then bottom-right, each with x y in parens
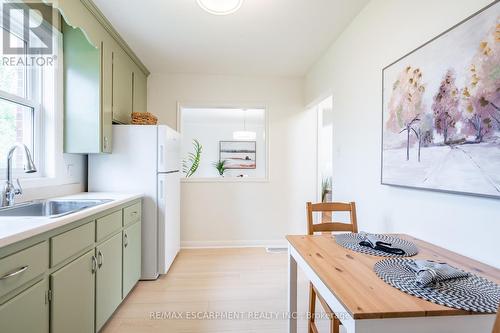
top-left (374, 258), bottom-right (500, 313)
top-left (334, 233), bottom-right (418, 257)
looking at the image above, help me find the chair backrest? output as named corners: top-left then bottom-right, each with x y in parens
top-left (306, 202), bottom-right (358, 235)
top-left (493, 306), bottom-right (500, 333)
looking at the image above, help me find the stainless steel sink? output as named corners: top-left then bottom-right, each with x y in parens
top-left (0, 199), bottom-right (113, 218)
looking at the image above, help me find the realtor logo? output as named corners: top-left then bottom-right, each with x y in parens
top-left (2, 2), bottom-right (53, 55)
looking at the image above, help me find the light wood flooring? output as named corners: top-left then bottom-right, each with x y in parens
top-left (102, 247), bottom-right (331, 333)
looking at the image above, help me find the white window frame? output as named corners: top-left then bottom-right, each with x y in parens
top-left (0, 22), bottom-right (43, 180)
top-left (177, 102), bottom-right (270, 183)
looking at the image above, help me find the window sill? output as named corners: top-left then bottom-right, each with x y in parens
top-left (0, 176), bottom-right (81, 189)
top-left (181, 177), bottom-right (269, 184)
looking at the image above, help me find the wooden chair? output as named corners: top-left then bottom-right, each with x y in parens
top-left (493, 305), bottom-right (500, 333)
top-left (306, 202), bottom-right (358, 333)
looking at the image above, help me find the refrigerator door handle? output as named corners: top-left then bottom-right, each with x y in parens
top-left (159, 180), bottom-right (164, 199)
top-left (159, 145), bottom-right (164, 166)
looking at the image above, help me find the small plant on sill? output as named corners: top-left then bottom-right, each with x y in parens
top-left (213, 159), bottom-right (228, 177)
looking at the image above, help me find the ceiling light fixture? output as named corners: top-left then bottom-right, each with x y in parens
top-left (233, 109), bottom-right (256, 141)
top-left (196, 0), bottom-right (243, 15)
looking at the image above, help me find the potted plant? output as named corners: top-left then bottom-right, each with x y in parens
top-left (213, 160), bottom-right (228, 177)
top-left (321, 177), bottom-right (333, 222)
top-left (182, 139), bottom-right (202, 178)
top-left (321, 177), bottom-right (332, 202)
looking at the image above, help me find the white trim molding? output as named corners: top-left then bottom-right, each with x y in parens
top-left (177, 101), bottom-right (271, 181)
top-left (181, 239), bottom-right (287, 249)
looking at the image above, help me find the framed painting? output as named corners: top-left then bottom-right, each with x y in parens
top-left (219, 141), bottom-right (256, 169)
top-left (381, 2), bottom-right (500, 198)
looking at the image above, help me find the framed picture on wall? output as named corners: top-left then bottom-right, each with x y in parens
top-left (381, 2), bottom-right (500, 199)
top-left (219, 141), bottom-right (257, 169)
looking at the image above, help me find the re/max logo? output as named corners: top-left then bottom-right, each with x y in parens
top-left (2, 2), bottom-right (53, 55)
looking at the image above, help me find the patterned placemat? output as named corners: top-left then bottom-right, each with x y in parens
top-left (374, 258), bottom-right (500, 313)
top-left (334, 233), bottom-right (418, 257)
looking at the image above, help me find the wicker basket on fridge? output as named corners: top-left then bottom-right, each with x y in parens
top-left (131, 112), bottom-right (158, 125)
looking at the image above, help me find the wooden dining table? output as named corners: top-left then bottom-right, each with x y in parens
top-left (287, 234), bottom-right (500, 333)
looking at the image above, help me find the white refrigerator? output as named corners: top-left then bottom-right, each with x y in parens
top-left (88, 125), bottom-right (181, 280)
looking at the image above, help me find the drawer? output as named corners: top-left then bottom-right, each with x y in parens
top-left (51, 222), bottom-right (95, 267)
top-left (123, 202), bottom-right (141, 226)
top-left (96, 210), bottom-right (122, 241)
top-left (0, 241), bottom-right (48, 299)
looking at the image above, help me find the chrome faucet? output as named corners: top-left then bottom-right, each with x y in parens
top-left (1, 143), bottom-right (37, 207)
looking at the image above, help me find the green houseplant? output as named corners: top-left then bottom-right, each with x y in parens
top-left (182, 139), bottom-right (202, 178)
top-left (213, 160), bottom-right (228, 177)
top-left (321, 177), bottom-right (332, 202)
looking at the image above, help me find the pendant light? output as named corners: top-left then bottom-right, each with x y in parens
top-left (233, 109), bottom-right (256, 141)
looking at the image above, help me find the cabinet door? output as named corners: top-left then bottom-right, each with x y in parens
top-left (133, 69), bottom-right (147, 113)
top-left (96, 233), bottom-right (122, 331)
top-left (63, 20), bottom-right (101, 154)
top-left (123, 222), bottom-right (141, 298)
top-left (0, 279), bottom-right (49, 333)
top-left (51, 250), bottom-right (95, 333)
top-left (112, 49), bottom-right (133, 124)
top-left (101, 38), bottom-right (113, 153)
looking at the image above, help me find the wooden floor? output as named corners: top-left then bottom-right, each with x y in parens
top-left (102, 248), bottom-right (331, 333)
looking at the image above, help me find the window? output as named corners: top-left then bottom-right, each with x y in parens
top-left (179, 106), bottom-right (268, 180)
top-left (0, 4), bottom-right (56, 178)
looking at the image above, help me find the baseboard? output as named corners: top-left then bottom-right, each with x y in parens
top-left (181, 239), bottom-right (287, 249)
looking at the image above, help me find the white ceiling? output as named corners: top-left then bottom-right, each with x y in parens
top-left (93, 0), bottom-right (369, 77)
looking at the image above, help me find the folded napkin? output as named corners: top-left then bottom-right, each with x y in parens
top-left (358, 232), bottom-right (406, 255)
top-left (407, 260), bottom-right (469, 287)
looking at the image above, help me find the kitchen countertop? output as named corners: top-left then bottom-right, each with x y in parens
top-left (0, 192), bottom-right (142, 249)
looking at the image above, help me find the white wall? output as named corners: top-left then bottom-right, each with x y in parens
top-left (18, 155), bottom-right (86, 202)
top-left (305, 0), bottom-right (499, 267)
top-left (149, 73), bottom-right (316, 247)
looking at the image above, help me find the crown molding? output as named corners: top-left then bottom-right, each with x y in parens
top-left (80, 0), bottom-right (150, 76)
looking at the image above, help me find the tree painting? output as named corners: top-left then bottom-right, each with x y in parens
top-left (382, 3), bottom-right (500, 198)
top-left (386, 66), bottom-right (425, 160)
top-left (432, 70), bottom-right (460, 144)
top-left (462, 22), bottom-right (500, 142)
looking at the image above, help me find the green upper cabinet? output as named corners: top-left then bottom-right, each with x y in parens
top-left (101, 37), bottom-right (113, 153)
top-left (112, 47), bottom-right (133, 124)
top-left (63, 20), bottom-right (104, 154)
top-left (133, 67), bottom-right (148, 113)
top-left (59, 0), bottom-right (149, 154)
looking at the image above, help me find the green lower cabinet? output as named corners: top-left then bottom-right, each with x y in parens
top-left (51, 250), bottom-right (95, 333)
top-left (0, 279), bottom-right (49, 333)
top-left (96, 233), bottom-right (123, 331)
top-left (0, 201), bottom-right (143, 333)
top-left (122, 222), bottom-right (141, 298)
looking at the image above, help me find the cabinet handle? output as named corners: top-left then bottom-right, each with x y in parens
top-left (98, 251), bottom-right (103, 268)
top-left (0, 265), bottom-right (28, 280)
top-left (91, 255), bottom-right (97, 274)
top-left (130, 211), bottom-right (138, 218)
top-left (124, 233), bottom-right (128, 248)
